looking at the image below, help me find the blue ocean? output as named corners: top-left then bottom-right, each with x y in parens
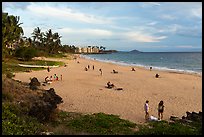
top-left (81, 52), bottom-right (202, 75)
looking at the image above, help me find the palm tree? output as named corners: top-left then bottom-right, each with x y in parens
top-left (44, 29), bottom-right (62, 54)
top-left (100, 46), bottom-right (106, 51)
top-left (51, 32), bottom-right (62, 54)
top-left (31, 27), bottom-right (44, 48)
top-left (2, 12), bottom-right (24, 56)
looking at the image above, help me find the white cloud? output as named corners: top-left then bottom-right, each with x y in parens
top-left (147, 2), bottom-right (161, 6)
top-left (160, 14), bottom-right (176, 20)
top-left (26, 3), bottom-right (113, 24)
top-left (191, 7), bottom-right (202, 19)
top-left (147, 21), bottom-right (158, 26)
top-left (125, 31), bottom-right (167, 42)
top-left (56, 27), bottom-right (113, 37)
top-left (176, 45), bottom-right (194, 48)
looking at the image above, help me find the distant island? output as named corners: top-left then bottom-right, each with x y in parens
top-left (129, 50), bottom-right (142, 53)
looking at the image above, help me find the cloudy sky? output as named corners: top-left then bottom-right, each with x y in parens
top-left (2, 2), bottom-right (202, 52)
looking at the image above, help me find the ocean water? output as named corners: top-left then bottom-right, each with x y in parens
top-left (81, 52), bottom-right (202, 75)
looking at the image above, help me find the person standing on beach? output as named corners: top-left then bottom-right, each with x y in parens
top-left (93, 65), bottom-right (94, 70)
top-left (158, 100), bottom-right (164, 120)
top-left (60, 74), bottom-right (62, 81)
top-left (47, 66), bottom-right (50, 72)
top-left (144, 100), bottom-right (150, 121)
top-left (99, 68), bottom-right (102, 75)
top-left (88, 65), bottom-right (90, 69)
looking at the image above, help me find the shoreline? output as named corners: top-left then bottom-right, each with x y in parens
top-left (80, 54), bottom-right (202, 77)
top-left (13, 55), bottom-right (202, 124)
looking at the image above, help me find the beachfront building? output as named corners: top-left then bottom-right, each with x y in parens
top-left (75, 46), bottom-right (100, 54)
top-left (92, 46), bottom-right (100, 53)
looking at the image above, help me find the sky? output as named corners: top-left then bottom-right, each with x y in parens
top-left (2, 2), bottom-right (202, 52)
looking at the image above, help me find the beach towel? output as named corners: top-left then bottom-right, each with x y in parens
top-left (149, 115), bottom-right (159, 121)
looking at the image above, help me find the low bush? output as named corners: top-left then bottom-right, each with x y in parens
top-left (2, 102), bottom-right (44, 135)
top-left (15, 47), bottom-right (37, 61)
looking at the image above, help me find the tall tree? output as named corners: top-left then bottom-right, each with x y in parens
top-left (44, 29), bottom-right (62, 54)
top-left (2, 12), bottom-right (24, 56)
top-left (31, 27), bottom-right (44, 48)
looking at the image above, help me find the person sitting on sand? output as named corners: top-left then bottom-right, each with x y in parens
top-left (113, 69), bottom-right (118, 73)
top-left (85, 67), bottom-right (88, 71)
top-left (158, 100), bottom-right (164, 120)
top-left (107, 81), bottom-right (115, 89)
top-left (45, 76), bottom-right (49, 83)
top-left (155, 73), bottom-right (159, 78)
top-left (54, 74), bottom-right (57, 81)
top-left (50, 76), bottom-right (53, 81)
top-left (150, 67), bottom-right (152, 71)
top-left (131, 67), bottom-right (135, 71)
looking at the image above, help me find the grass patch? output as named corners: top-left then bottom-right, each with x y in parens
top-left (63, 112), bottom-right (137, 135)
top-left (135, 120), bottom-right (202, 135)
top-left (2, 57), bottom-right (64, 74)
top-left (46, 53), bottom-right (67, 58)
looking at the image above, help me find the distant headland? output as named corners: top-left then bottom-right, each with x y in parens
top-left (129, 49), bottom-right (142, 53)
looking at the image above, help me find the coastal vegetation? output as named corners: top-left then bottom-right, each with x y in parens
top-left (2, 12), bottom-right (202, 135)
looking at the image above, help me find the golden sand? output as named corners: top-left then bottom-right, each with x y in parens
top-left (14, 55), bottom-right (202, 124)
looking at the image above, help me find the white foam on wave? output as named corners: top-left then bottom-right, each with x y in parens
top-left (81, 55), bottom-right (202, 76)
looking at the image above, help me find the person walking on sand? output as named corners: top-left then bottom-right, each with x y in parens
top-left (60, 74), bottom-right (62, 81)
top-left (158, 100), bottom-right (164, 120)
top-left (144, 100), bottom-right (150, 121)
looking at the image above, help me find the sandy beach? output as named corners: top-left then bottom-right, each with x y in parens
top-left (13, 55), bottom-right (202, 124)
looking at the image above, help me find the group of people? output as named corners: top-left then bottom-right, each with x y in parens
top-left (84, 64), bottom-right (103, 76)
top-left (107, 81), bottom-right (115, 89)
top-left (84, 65), bottom-right (95, 71)
top-left (144, 100), bottom-right (164, 121)
top-left (45, 74), bottom-right (62, 83)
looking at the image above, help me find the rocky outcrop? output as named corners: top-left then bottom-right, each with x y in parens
top-left (170, 111), bottom-right (202, 124)
top-left (28, 88), bottom-right (63, 122)
top-left (29, 77), bottom-right (41, 90)
top-left (182, 111), bottom-right (202, 122)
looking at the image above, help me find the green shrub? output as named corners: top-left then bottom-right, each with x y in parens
top-left (6, 72), bottom-right (15, 78)
top-left (135, 121), bottom-right (202, 135)
top-left (2, 102), bottom-right (43, 135)
top-left (15, 47), bottom-right (37, 61)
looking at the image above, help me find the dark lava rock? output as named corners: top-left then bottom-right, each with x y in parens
top-left (29, 88), bottom-right (63, 121)
top-left (29, 77), bottom-right (41, 90)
